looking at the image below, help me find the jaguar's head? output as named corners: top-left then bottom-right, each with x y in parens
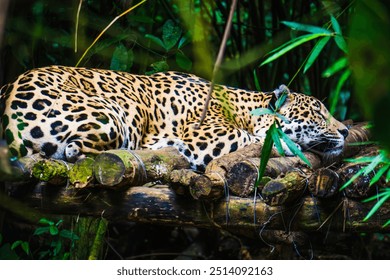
top-left (254, 85), bottom-right (349, 156)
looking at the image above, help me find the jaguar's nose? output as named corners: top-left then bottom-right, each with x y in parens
top-left (338, 128), bottom-right (349, 139)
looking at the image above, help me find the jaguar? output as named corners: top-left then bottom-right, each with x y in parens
top-left (0, 65), bottom-right (348, 171)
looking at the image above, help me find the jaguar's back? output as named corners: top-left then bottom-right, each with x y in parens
top-left (1, 65), bottom-right (348, 170)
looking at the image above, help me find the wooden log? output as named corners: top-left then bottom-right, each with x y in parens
top-left (226, 152), bottom-right (320, 196)
top-left (261, 171), bottom-right (308, 206)
top-left (32, 158), bottom-right (70, 185)
top-left (69, 158), bottom-right (95, 188)
top-left (338, 146), bottom-right (382, 198)
top-left (308, 168), bottom-right (339, 198)
top-left (205, 142), bottom-right (278, 177)
top-left (9, 185), bottom-right (390, 233)
top-left (169, 169), bottom-right (224, 200)
top-left (92, 147), bottom-right (190, 189)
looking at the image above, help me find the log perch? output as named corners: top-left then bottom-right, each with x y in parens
top-left (7, 185), bottom-right (390, 233)
top-left (261, 171), bottom-right (308, 206)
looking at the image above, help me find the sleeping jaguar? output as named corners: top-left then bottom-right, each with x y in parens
top-left (0, 65), bottom-right (348, 171)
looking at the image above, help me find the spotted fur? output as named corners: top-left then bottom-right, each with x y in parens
top-left (0, 65), bottom-right (348, 171)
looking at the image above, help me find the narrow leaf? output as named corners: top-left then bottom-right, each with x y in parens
top-left (255, 124), bottom-right (275, 188)
top-left (330, 16), bottom-right (343, 34)
top-left (329, 69), bottom-right (351, 114)
top-left (340, 168), bottom-right (365, 190)
top-left (363, 193), bottom-right (390, 221)
top-left (250, 107), bottom-right (275, 116)
top-left (363, 191), bottom-right (388, 202)
top-left (275, 92), bottom-right (288, 110)
top-left (344, 156), bottom-right (376, 163)
top-left (271, 128), bottom-right (285, 156)
top-left (363, 153), bottom-right (385, 176)
top-left (281, 21), bottom-right (332, 34)
top-left (304, 36), bottom-right (331, 73)
top-left (278, 129), bottom-right (312, 167)
top-left (386, 168), bottom-right (390, 182)
top-left (334, 34), bottom-right (348, 53)
top-left (275, 112), bottom-right (291, 124)
top-left (383, 220), bottom-right (390, 227)
top-left (253, 69), bottom-right (261, 91)
top-left (370, 165), bottom-right (389, 186)
top-left (322, 57), bottom-right (348, 77)
top-left (261, 33), bottom-right (331, 66)
top-left (178, 34), bottom-right (189, 49)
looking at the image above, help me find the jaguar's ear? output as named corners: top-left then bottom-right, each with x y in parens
top-left (268, 84), bottom-right (290, 110)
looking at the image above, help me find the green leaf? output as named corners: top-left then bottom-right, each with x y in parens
top-left (271, 128), bottom-right (285, 156)
top-left (34, 226), bottom-right (50, 236)
top-left (178, 33), bottom-right (190, 49)
top-left (11, 240), bottom-right (22, 250)
top-left (386, 168), bottom-right (390, 182)
top-left (175, 52), bottom-right (192, 71)
top-left (49, 225), bottom-right (59, 236)
top-left (253, 70), bottom-right (261, 91)
top-left (304, 36), bottom-right (331, 73)
top-left (21, 242), bottom-right (30, 255)
top-left (363, 153), bottom-right (385, 176)
top-left (334, 34), bottom-right (348, 54)
top-left (275, 92), bottom-right (288, 110)
top-left (110, 44), bottom-right (133, 72)
top-left (340, 168), bottom-right (365, 190)
top-left (162, 19), bottom-right (182, 51)
top-left (383, 220), bottom-right (390, 227)
top-left (330, 15), bottom-right (343, 34)
top-left (281, 21), bottom-right (332, 34)
top-left (363, 191), bottom-right (388, 202)
top-left (250, 107), bottom-right (275, 116)
top-left (322, 57), bottom-right (348, 77)
top-left (370, 165), bottom-right (389, 186)
top-left (363, 192), bottom-right (390, 221)
top-left (55, 219), bottom-right (63, 227)
top-left (278, 129), bottom-right (312, 167)
top-left (275, 112), bottom-right (291, 124)
top-left (11, 240), bottom-right (31, 256)
top-left (344, 155), bottom-right (377, 163)
top-left (38, 218), bottom-right (54, 226)
top-left (255, 124), bottom-right (275, 188)
top-left (0, 233), bottom-right (2, 245)
top-left (145, 34), bottom-right (166, 49)
top-left (329, 69), bottom-right (351, 114)
top-left (260, 33), bottom-right (331, 66)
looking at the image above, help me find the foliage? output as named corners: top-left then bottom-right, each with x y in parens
top-left (0, 218), bottom-right (79, 260)
top-left (251, 86), bottom-right (311, 187)
top-left (258, 15), bottom-right (350, 119)
top-left (340, 149), bottom-right (390, 226)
